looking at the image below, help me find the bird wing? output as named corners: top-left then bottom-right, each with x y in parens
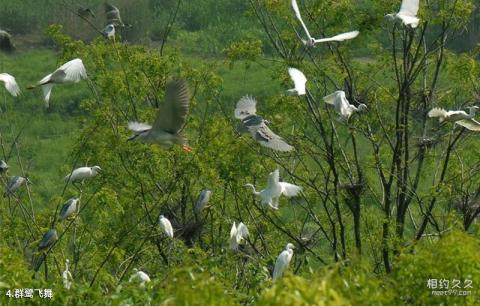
top-left (279, 182), bottom-right (302, 197)
top-left (288, 68), bottom-right (307, 95)
top-left (241, 115), bottom-right (265, 129)
top-left (291, 0), bottom-right (313, 40)
top-left (0, 73), bottom-right (20, 96)
top-left (152, 80), bottom-right (190, 134)
top-left (41, 83), bottom-right (54, 107)
top-left (237, 222), bottom-right (249, 238)
top-left (58, 59), bottom-right (87, 83)
top-left (324, 91), bottom-right (349, 116)
top-left (399, 0), bottom-right (419, 17)
top-left (105, 2), bottom-right (123, 26)
top-left (250, 123), bottom-right (294, 152)
top-left (230, 222), bottom-right (237, 239)
top-left (456, 119), bottom-right (480, 131)
top-left (273, 251), bottom-right (290, 280)
top-left (427, 108), bottom-right (448, 118)
top-left (0, 30), bottom-right (14, 53)
top-left (323, 91), bottom-right (341, 105)
top-left (235, 95), bottom-right (257, 119)
top-left (267, 169), bottom-right (280, 190)
top-left (314, 31), bottom-right (360, 43)
top-left (128, 121), bottom-right (152, 132)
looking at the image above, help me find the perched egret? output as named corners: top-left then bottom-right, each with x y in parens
top-left (273, 243), bottom-right (295, 280)
top-left (386, 0), bottom-right (420, 28)
top-left (235, 96), bottom-right (294, 152)
top-left (102, 24), bottom-right (115, 40)
top-left (28, 58), bottom-right (87, 108)
top-left (62, 259), bottom-right (73, 290)
top-left (4, 176), bottom-right (28, 197)
top-left (38, 229), bottom-right (58, 251)
top-left (0, 160), bottom-right (8, 173)
top-left (59, 198), bottom-right (79, 220)
top-left (291, 0), bottom-right (359, 46)
top-left (105, 2), bottom-right (125, 27)
top-left (64, 166), bottom-right (102, 183)
top-left (0, 73), bottom-right (20, 97)
top-left (159, 215), bottom-right (174, 238)
top-left (287, 68), bottom-right (307, 96)
top-left (229, 222), bottom-right (249, 250)
top-left (323, 90), bottom-right (367, 120)
top-left (129, 268), bottom-right (151, 287)
top-left (128, 79), bottom-right (192, 152)
top-left (428, 106), bottom-right (480, 131)
top-left (245, 169), bottom-right (302, 210)
top-left (195, 189), bottom-right (212, 212)
top-left (0, 30), bottom-right (14, 53)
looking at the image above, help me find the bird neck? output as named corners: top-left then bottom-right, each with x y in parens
top-left (245, 184), bottom-right (259, 195)
top-left (468, 108), bottom-right (477, 117)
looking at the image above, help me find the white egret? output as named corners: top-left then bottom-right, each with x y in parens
top-left (102, 24), bottom-right (115, 40)
top-left (245, 169), bottom-right (302, 210)
top-left (428, 106), bottom-right (480, 131)
top-left (0, 30), bottom-right (14, 53)
top-left (0, 160), bottom-right (8, 173)
top-left (159, 215), bottom-right (174, 238)
top-left (0, 73), bottom-right (20, 97)
top-left (62, 259), bottom-right (73, 290)
top-left (64, 166), bottom-right (102, 183)
top-left (273, 243), bottom-right (295, 280)
top-left (287, 68), bottom-right (307, 96)
top-left (38, 229), bottom-right (58, 251)
top-left (291, 0), bottom-right (359, 46)
top-left (128, 80), bottom-right (192, 152)
top-left (28, 58), bottom-right (87, 107)
top-left (235, 96), bottom-right (294, 152)
top-left (4, 176), bottom-right (28, 197)
top-left (387, 0), bottom-right (420, 28)
top-left (129, 268), bottom-right (151, 287)
top-left (59, 198), bottom-right (79, 220)
top-left (324, 90), bottom-right (367, 120)
top-left (195, 189), bottom-right (212, 212)
top-left (229, 222), bottom-right (249, 250)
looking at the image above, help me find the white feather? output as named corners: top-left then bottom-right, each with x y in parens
top-left (0, 73), bottom-right (20, 97)
top-left (287, 68), bottom-right (307, 96)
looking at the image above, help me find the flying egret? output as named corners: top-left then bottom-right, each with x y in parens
top-left (59, 198), bottom-right (79, 220)
top-left (38, 229), bottom-right (58, 251)
top-left (102, 24), bottom-right (115, 40)
top-left (235, 96), bottom-right (294, 152)
top-left (62, 259), bottom-right (73, 290)
top-left (291, 0), bottom-right (359, 46)
top-left (287, 68), bottom-right (307, 96)
top-left (0, 160), bottom-right (8, 173)
top-left (195, 189), bottom-right (212, 212)
top-left (245, 169), bottom-right (302, 210)
top-left (0, 73), bottom-right (20, 97)
top-left (4, 176), bottom-right (28, 197)
top-left (428, 106), bottom-right (480, 131)
top-left (27, 58), bottom-right (87, 108)
top-left (386, 0), bottom-right (420, 28)
top-left (229, 222), bottom-right (249, 250)
top-left (128, 79), bottom-right (192, 152)
top-left (105, 2), bottom-right (125, 27)
top-left (324, 90), bottom-right (367, 120)
top-left (159, 215), bottom-right (174, 238)
top-left (0, 30), bottom-right (14, 53)
top-left (64, 166), bottom-right (102, 183)
top-left (129, 268), bottom-right (151, 287)
top-left (273, 243), bottom-right (295, 280)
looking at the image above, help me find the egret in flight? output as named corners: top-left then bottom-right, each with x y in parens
top-left (28, 58), bottom-right (87, 107)
top-left (273, 243), bottom-right (295, 280)
top-left (235, 96), bottom-right (294, 152)
top-left (324, 90), bottom-right (367, 120)
top-left (291, 0), bottom-right (359, 46)
top-left (245, 169), bottom-right (302, 210)
top-left (428, 106), bottom-right (480, 131)
top-left (0, 73), bottom-right (20, 97)
top-left (387, 0), bottom-right (420, 28)
top-left (64, 166), bottom-right (101, 183)
top-left (287, 68), bottom-right (307, 96)
top-left (129, 268), bottom-right (151, 287)
top-left (159, 215), bottom-right (174, 238)
top-left (128, 80), bottom-right (192, 152)
top-left (230, 222), bottom-right (249, 250)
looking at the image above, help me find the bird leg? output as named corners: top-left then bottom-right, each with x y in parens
top-left (182, 144), bottom-right (193, 152)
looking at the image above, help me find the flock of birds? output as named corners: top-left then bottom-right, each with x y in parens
top-left (0, 0), bottom-right (471, 288)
